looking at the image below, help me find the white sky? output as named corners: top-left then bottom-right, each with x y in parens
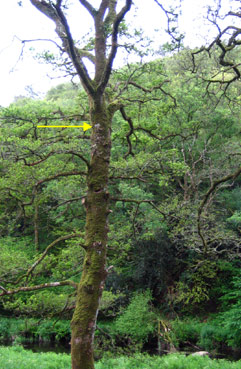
top-left (0, 0), bottom-right (227, 106)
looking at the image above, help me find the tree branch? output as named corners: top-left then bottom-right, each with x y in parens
top-left (120, 106), bottom-right (134, 158)
top-left (0, 280), bottom-right (77, 297)
top-left (29, 0), bottom-right (95, 95)
top-left (110, 197), bottom-right (166, 217)
top-left (197, 165), bottom-right (241, 253)
top-left (128, 80), bottom-right (176, 106)
top-left (78, 0), bottom-right (96, 17)
top-left (36, 170), bottom-right (87, 188)
top-left (16, 233), bottom-right (85, 284)
top-left (97, 0), bottom-right (132, 93)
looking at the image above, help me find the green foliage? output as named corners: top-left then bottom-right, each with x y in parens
top-left (198, 324), bottom-right (226, 352)
top-left (0, 237), bottom-right (34, 282)
top-left (174, 261), bottom-right (218, 309)
top-left (1, 347), bottom-right (241, 369)
top-left (115, 290), bottom-right (156, 345)
top-left (0, 318), bottom-right (26, 342)
top-left (98, 353), bottom-right (241, 369)
top-left (0, 346), bottom-right (70, 369)
top-left (35, 320), bottom-right (71, 341)
top-left (212, 271), bottom-right (241, 348)
top-left (3, 291), bottom-right (71, 316)
top-left (0, 318), bottom-right (70, 343)
top-left (128, 231), bottom-right (181, 297)
top-left (226, 211), bottom-right (241, 231)
top-left (99, 290), bottom-right (124, 314)
top-left (170, 318), bottom-right (203, 347)
top-left (0, 47), bottom-right (241, 360)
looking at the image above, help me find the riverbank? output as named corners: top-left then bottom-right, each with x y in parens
top-left (1, 346), bottom-right (241, 369)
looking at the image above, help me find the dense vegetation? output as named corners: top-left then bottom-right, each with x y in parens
top-left (1, 346), bottom-right (241, 369)
top-left (0, 46), bottom-right (241, 363)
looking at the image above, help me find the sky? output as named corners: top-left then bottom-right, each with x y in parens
top-left (0, 0), bottom-right (226, 107)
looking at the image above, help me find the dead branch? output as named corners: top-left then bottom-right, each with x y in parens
top-left (0, 280), bottom-right (77, 297)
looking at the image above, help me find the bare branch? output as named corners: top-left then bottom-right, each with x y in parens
top-left (97, 0), bottom-right (132, 92)
top-left (154, 0), bottom-right (184, 51)
top-left (0, 280), bottom-right (77, 297)
top-left (29, 0), bottom-right (95, 95)
top-left (128, 80), bottom-right (176, 106)
top-left (78, 0), bottom-right (96, 17)
top-left (192, 5), bottom-right (241, 91)
top-left (53, 1), bottom-right (95, 95)
top-left (120, 106), bottom-right (134, 158)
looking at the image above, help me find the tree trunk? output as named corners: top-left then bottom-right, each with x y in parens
top-left (71, 98), bottom-right (112, 369)
top-left (34, 195), bottom-right (39, 252)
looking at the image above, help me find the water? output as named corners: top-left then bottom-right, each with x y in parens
top-left (2, 341), bottom-right (70, 354)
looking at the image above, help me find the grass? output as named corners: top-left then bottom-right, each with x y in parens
top-left (0, 346), bottom-right (70, 369)
top-left (0, 346), bottom-right (241, 369)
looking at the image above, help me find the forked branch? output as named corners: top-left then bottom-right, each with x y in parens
top-left (197, 166), bottom-right (241, 253)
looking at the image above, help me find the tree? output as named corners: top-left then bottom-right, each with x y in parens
top-left (8, 1), bottom-right (132, 368)
top-left (192, 0), bottom-right (241, 94)
top-left (1, 1), bottom-right (241, 365)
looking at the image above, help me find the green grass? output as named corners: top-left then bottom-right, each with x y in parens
top-left (0, 346), bottom-right (241, 369)
top-left (0, 346), bottom-right (71, 369)
top-left (98, 353), bottom-right (241, 369)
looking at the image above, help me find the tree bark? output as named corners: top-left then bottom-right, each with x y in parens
top-left (34, 195), bottom-right (39, 252)
top-left (71, 97), bottom-right (112, 369)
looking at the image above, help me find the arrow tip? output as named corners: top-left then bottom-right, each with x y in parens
top-left (82, 122), bottom-right (92, 131)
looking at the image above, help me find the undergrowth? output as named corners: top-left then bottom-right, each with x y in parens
top-left (1, 346), bottom-right (241, 369)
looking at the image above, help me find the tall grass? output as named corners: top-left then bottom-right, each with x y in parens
top-left (1, 346), bottom-right (241, 369)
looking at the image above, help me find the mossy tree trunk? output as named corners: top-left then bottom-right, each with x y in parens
top-left (71, 98), bottom-right (112, 369)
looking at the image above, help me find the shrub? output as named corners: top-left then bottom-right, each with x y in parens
top-left (170, 318), bottom-right (203, 347)
top-left (114, 290), bottom-right (156, 346)
top-left (198, 324), bottom-right (226, 351)
top-left (0, 317), bottom-right (70, 344)
top-left (213, 270), bottom-right (241, 348)
top-left (214, 305), bottom-right (241, 348)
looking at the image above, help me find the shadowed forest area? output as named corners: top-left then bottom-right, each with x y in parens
top-left (0, 1), bottom-right (241, 369)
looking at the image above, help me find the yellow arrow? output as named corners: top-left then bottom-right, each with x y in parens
top-left (37, 122), bottom-right (92, 131)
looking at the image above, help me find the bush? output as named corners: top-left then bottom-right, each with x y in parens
top-left (214, 306), bottom-right (241, 348)
top-left (198, 324), bottom-right (226, 351)
top-left (0, 318), bottom-right (26, 342)
top-left (213, 270), bottom-right (241, 348)
top-left (0, 317), bottom-right (70, 344)
top-left (114, 290), bottom-right (156, 346)
top-left (170, 318), bottom-right (203, 348)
